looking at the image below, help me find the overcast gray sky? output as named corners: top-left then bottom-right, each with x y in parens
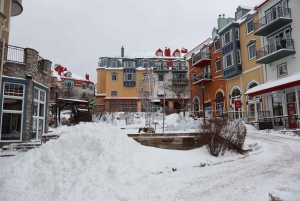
top-left (9, 0), bottom-right (263, 83)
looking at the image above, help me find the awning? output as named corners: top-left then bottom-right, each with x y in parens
top-left (151, 99), bottom-right (161, 103)
top-left (245, 72), bottom-right (300, 97)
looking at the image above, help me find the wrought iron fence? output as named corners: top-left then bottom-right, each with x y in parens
top-left (254, 7), bottom-right (291, 31)
top-left (256, 39), bottom-right (294, 60)
top-left (6, 45), bottom-right (25, 63)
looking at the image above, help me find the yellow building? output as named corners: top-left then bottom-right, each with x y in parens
top-left (221, 6), bottom-right (265, 123)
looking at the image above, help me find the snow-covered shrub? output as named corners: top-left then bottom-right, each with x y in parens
top-left (199, 116), bottom-right (247, 157)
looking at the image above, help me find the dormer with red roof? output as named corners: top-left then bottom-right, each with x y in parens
top-left (155, 48), bottom-right (163, 57)
top-left (172, 49), bottom-right (180, 57)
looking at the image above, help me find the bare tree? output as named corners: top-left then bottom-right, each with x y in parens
top-left (164, 78), bottom-right (191, 116)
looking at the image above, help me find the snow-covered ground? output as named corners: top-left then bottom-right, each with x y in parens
top-left (1, 113), bottom-right (300, 201)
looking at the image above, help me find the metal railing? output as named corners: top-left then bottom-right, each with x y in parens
top-left (171, 78), bottom-right (189, 85)
top-left (192, 52), bottom-right (211, 65)
top-left (193, 72), bottom-right (212, 83)
top-left (38, 55), bottom-right (45, 71)
top-left (256, 38), bottom-right (294, 60)
top-left (254, 7), bottom-right (291, 32)
top-left (6, 45), bottom-right (25, 63)
top-left (172, 66), bottom-right (187, 71)
top-left (13, 0), bottom-right (22, 4)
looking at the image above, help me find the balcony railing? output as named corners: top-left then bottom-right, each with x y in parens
top-left (171, 78), bottom-right (189, 85)
top-left (254, 7), bottom-right (292, 36)
top-left (256, 39), bottom-right (295, 64)
top-left (172, 66), bottom-right (187, 72)
top-left (193, 72), bottom-right (212, 83)
top-left (153, 65), bottom-right (169, 72)
top-left (6, 45), bottom-right (25, 63)
top-left (192, 52), bottom-right (211, 66)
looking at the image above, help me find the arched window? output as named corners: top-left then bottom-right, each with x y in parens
top-left (216, 92), bottom-right (224, 115)
top-left (246, 81), bottom-right (261, 118)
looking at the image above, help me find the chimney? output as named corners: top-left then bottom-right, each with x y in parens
top-left (121, 46), bottom-right (124, 57)
top-left (85, 73), bottom-right (89, 80)
top-left (181, 48), bottom-right (188, 53)
top-left (219, 14), bottom-right (221, 18)
top-left (165, 47), bottom-right (171, 57)
top-left (223, 14), bottom-right (225, 18)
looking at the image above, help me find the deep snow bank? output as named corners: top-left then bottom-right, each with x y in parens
top-left (0, 122), bottom-right (150, 201)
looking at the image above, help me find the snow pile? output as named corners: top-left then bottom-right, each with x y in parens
top-left (0, 122), bottom-right (156, 201)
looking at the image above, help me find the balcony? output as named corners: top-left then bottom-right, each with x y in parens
top-left (192, 52), bottom-right (211, 67)
top-left (11, 0), bottom-right (23, 17)
top-left (193, 72), bottom-right (212, 85)
top-left (172, 66), bottom-right (188, 73)
top-left (153, 66), bottom-right (169, 73)
top-left (254, 7), bottom-right (292, 36)
top-left (256, 39), bottom-right (295, 64)
top-left (171, 78), bottom-right (189, 85)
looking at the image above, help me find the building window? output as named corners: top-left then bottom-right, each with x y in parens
top-left (223, 53), bottom-right (233, 68)
top-left (237, 50), bottom-right (241, 64)
top-left (277, 63), bottom-right (288, 77)
top-left (120, 102), bottom-right (127, 111)
top-left (142, 73), bottom-right (149, 81)
top-left (1, 83), bottom-right (24, 141)
top-left (66, 72), bottom-right (72, 78)
top-left (143, 62), bottom-right (149, 68)
top-left (82, 92), bottom-right (86, 99)
top-left (216, 92), bottom-right (224, 115)
top-left (214, 39), bottom-right (220, 51)
top-left (111, 91), bottom-right (117, 96)
top-left (127, 73), bottom-right (133, 81)
top-left (111, 61), bottom-right (117, 68)
top-left (110, 101), bottom-right (118, 111)
top-left (230, 88), bottom-right (242, 120)
top-left (157, 52), bottom-right (163, 57)
top-left (128, 102), bottom-right (137, 112)
top-left (144, 91), bottom-right (149, 98)
top-left (246, 19), bottom-right (254, 35)
top-left (248, 44), bottom-right (256, 60)
top-left (158, 74), bottom-right (164, 82)
top-left (32, 87), bottom-right (46, 140)
top-left (236, 11), bottom-right (242, 20)
top-left (51, 78), bottom-right (55, 84)
top-left (224, 30), bottom-right (231, 45)
top-left (174, 52), bottom-right (180, 57)
top-left (235, 28), bottom-right (239, 40)
top-left (215, 60), bottom-right (221, 72)
top-left (89, 84), bottom-right (94, 91)
top-left (64, 80), bottom-right (73, 88)
top-left (246, 82), bottom-right (261, 118)
top-left (111, 72), bottom-right (118, 81)
top-left (126, 61), bottom-right (134, 68)
top-left (82, 82), bottom-right (86, 89)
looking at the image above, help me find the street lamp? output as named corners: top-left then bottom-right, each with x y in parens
top-left (201, 83), bottom-right (205, 123)
top-left (55, 86), bottom-right (59, 128)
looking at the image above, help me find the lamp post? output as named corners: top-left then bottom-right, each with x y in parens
top-left (55, 86), bottom-right (59, 128)
top-left (201, 83), bottom-right (205, 123)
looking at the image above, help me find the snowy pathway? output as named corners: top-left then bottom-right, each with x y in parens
top-left (132, 132), bottom-right (300, 201)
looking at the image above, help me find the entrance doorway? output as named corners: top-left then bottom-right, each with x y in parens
top-left (287, 102), bottom-right (297, 129)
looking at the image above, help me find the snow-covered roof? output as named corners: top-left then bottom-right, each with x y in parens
top-left (238, 5), bottom-right (253, 10)
top-left (185, 38), bottom-right (212, 60)
top-left (52, 68), bottom-right (92, 83)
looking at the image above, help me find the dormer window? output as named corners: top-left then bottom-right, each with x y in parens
top-left (143, 61), bottom-right (149, 68)
top-left (214, 39), bottom-right (220, 51)
top-left (236, 11), bottom-right (242, 20)
top-left (66, 72), bottom-right (72, 78)
top-left (111, 61), bottom-right (117, 68)
top-left (157, 52), bottom-right (163, 57)
top-left (174, 52), bottom-right (180, 57)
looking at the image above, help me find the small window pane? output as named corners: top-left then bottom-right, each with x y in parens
top-left (1, 113), bottom-right (22, 140)
top-left (4, 83), bottom-right (24, 97)
top-left (3, 98), bottom-right (23, 111)
top-left (39, 104), bottom-right (45, 117)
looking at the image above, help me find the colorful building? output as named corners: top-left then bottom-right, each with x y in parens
top-left (96, 46), bottom-right (188, 112)
top-left (246, 0), bottom-right (300, 129)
